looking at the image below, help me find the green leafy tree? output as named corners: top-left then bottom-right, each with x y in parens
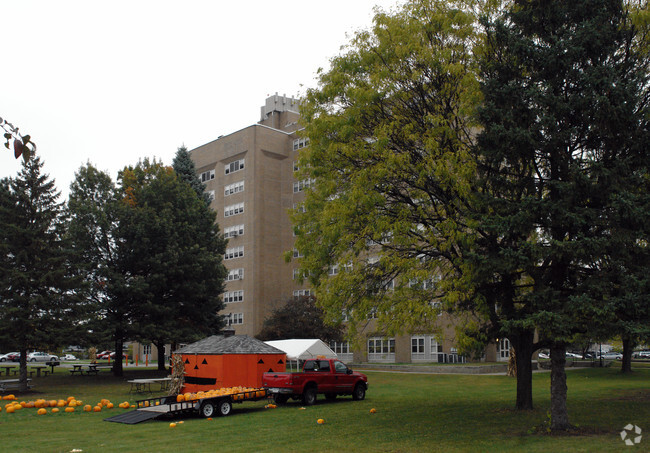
top-left (67, 163), bottom-right (134, 376)
top-left (0, 156), bottom-right (83, 390)
top-left (293, 0), bottom-right (494, 391)
top-left (476, 0), bottom-right (649, 430)
top-left (118, 159), bottom-right (228, 371)
top-left (256, 296), bottom-right (344, 342)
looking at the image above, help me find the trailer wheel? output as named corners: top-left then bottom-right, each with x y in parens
top-left (302, 386), bottom-right (317, 406)
top-left (352, 383), bottom-right (366, 401)
top-left (201, 402), bottom-right (216, 418)
top-left (218, 400), bottom-right (232, 416)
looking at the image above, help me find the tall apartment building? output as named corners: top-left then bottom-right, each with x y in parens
top-left (190, 94), bottom-right (506, 364)
top-left (190, 94), bottom-right (311, 338)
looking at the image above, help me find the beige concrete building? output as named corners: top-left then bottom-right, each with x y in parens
top-left (190, 94), bottom-right (504, 364)
top-left (190, 94), bottom-right (310, 338)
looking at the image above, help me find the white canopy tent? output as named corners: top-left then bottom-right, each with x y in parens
top-left (264, 339), bottom-right (337, 371)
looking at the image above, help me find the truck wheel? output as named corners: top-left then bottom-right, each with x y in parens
top-left (273, 394), bottom-right (289, 405)
top-left (325, 393), bottom-right (336, 401)
top-left (201, 402), bottom-right (216, 418)
top-left (302, 386), bottom-right (317, 406)
top-left (218, 400), bottom-right (232, 416)
top-left (352, 383), bottom-right (366, 401)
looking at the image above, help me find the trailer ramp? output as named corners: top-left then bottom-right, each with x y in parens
top-left (104, 407), bottom-right (168, 424)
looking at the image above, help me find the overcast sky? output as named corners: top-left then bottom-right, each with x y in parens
top-left (1, 0), bottom-right (404, 199)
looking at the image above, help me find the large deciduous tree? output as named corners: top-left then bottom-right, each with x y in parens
top-left (256, 296), bottom-right (344, 342)
top-left (0, 156), bottom-right (83, 390)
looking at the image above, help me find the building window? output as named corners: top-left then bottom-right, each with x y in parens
top-left (293, 203), bottom-right (307, 213)
top-left (328, 265), bottom-right (339, 276)
top-left (225, 181), bottom-right (244, 196)
top-left (367, 337), bottom-right (395, 363)
top-left (224, 224), bottom-right (244, 238)
top-left (227, 268), bottom-right (244, 281)
top-left (293, 178), bottom-right (315, 193)
top-left (223, 290), bottom-right (244, 303)
top-left (498, 338), bottom-right (510, 362)
top-left (206, 190), bottom-right (215, 202)
top-left (200, 169), bottom-right (215, 182)
top-left (330, 341), bottom-right (350, 355)
top-left (226, 313), bottom-right (244, 325)
top-left (225, 159), bottom-right (245, 175)
top-left (225, 246), bottom-right (244, 260)
top-left (411, 335), bottom-right (444, 362)
top-left (293, 248), bottom-right (304, 258)
top-left (293, 137), bottom-right (310, 151)
top-left (224, 202), bottom-right (244, 217)
top-left (293, 289), bottom-right (311, 297)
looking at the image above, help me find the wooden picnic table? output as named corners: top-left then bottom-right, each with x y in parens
top-left (70, 364), bottom-right (112, 376)
top-left (128, 378), bottom-right (171, 393)
top-left (0, 378), bottom-right (33, 392)
top-left (0, 365), bottom-right (18, 377)
top-left (28, 365), bottom-right (47, 378)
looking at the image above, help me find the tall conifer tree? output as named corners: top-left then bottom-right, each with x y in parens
top-left (0, 156), bottom-right (82, 390)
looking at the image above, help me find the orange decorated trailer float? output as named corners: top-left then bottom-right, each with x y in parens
top-left (104, 334), bottom-right (287, 424)
top-left (175, 334), bottom-right (287, 394)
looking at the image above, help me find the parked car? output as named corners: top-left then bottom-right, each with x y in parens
top-left (27, 351), bottom-right (59, 362)
top-left (598, 352), bottom-right (623, 360)
top-left (0, 352), bottom-right (20, 362)
top-left (61, 354), bottom-right (78, 361)
top-left (566, 352), bottom-right (582, 359)
top-left (633, 350), bottom-right (650, 359)
top-left (108, 351), bottom-right (127, 360)
top-left (537, 351), bottom-right (549, 359)
top-left (96, 350), bottom-right (112, 359)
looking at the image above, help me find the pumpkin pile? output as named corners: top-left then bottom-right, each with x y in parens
top-left (2, 396), bottom-right (119, 415)
top-left (176, 387), bottom-right (266, 402)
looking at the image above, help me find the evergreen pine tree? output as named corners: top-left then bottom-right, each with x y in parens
top-left (0, 156), bottom-right (82, 390)
top-left (172, 145), bottom-right (211, 204)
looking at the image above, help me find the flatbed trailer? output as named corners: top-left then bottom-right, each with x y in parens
top-left (105, 388), bottom-right (269, 424)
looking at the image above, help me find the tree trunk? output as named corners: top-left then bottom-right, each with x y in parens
top-left (621, 336), bottom-right (634, 373)
top-left (156, 340), bottom-right (166, 372)
top-left (113, 338), bottom-right (124, 377)
top-left (19, 347), bottom-right (29, 393)
top-left (550, 343), bottom-right (571, 431)
top-left (512, 330), bottom-right (535, 410)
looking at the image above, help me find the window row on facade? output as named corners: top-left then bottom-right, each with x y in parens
top-left (224, 224), bottom-right (244, 238)
top-left (225, 246), bottom-right (244, 260)
top-left (329, 335), bottom-right (466, 364)
top-left (224, 202), bottom-right (244, 217)
top-left (224, 159), bottom-right (245, 175)
top-left (293, 137), bottom-right (309, 151)
top-left (223, 290), bottom-right (244, 303)
top-left (225, 181), bottom-right (244, 196)
top-left (227, 268), bottom-right (244, 281)
top-left (225, 313), bottom-right (244, 325)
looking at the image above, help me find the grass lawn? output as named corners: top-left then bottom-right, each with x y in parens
top-left (1, 364), bottom-right (648, 452)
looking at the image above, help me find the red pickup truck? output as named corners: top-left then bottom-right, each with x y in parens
top-left (262, 358), bottom-right (368, 405)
